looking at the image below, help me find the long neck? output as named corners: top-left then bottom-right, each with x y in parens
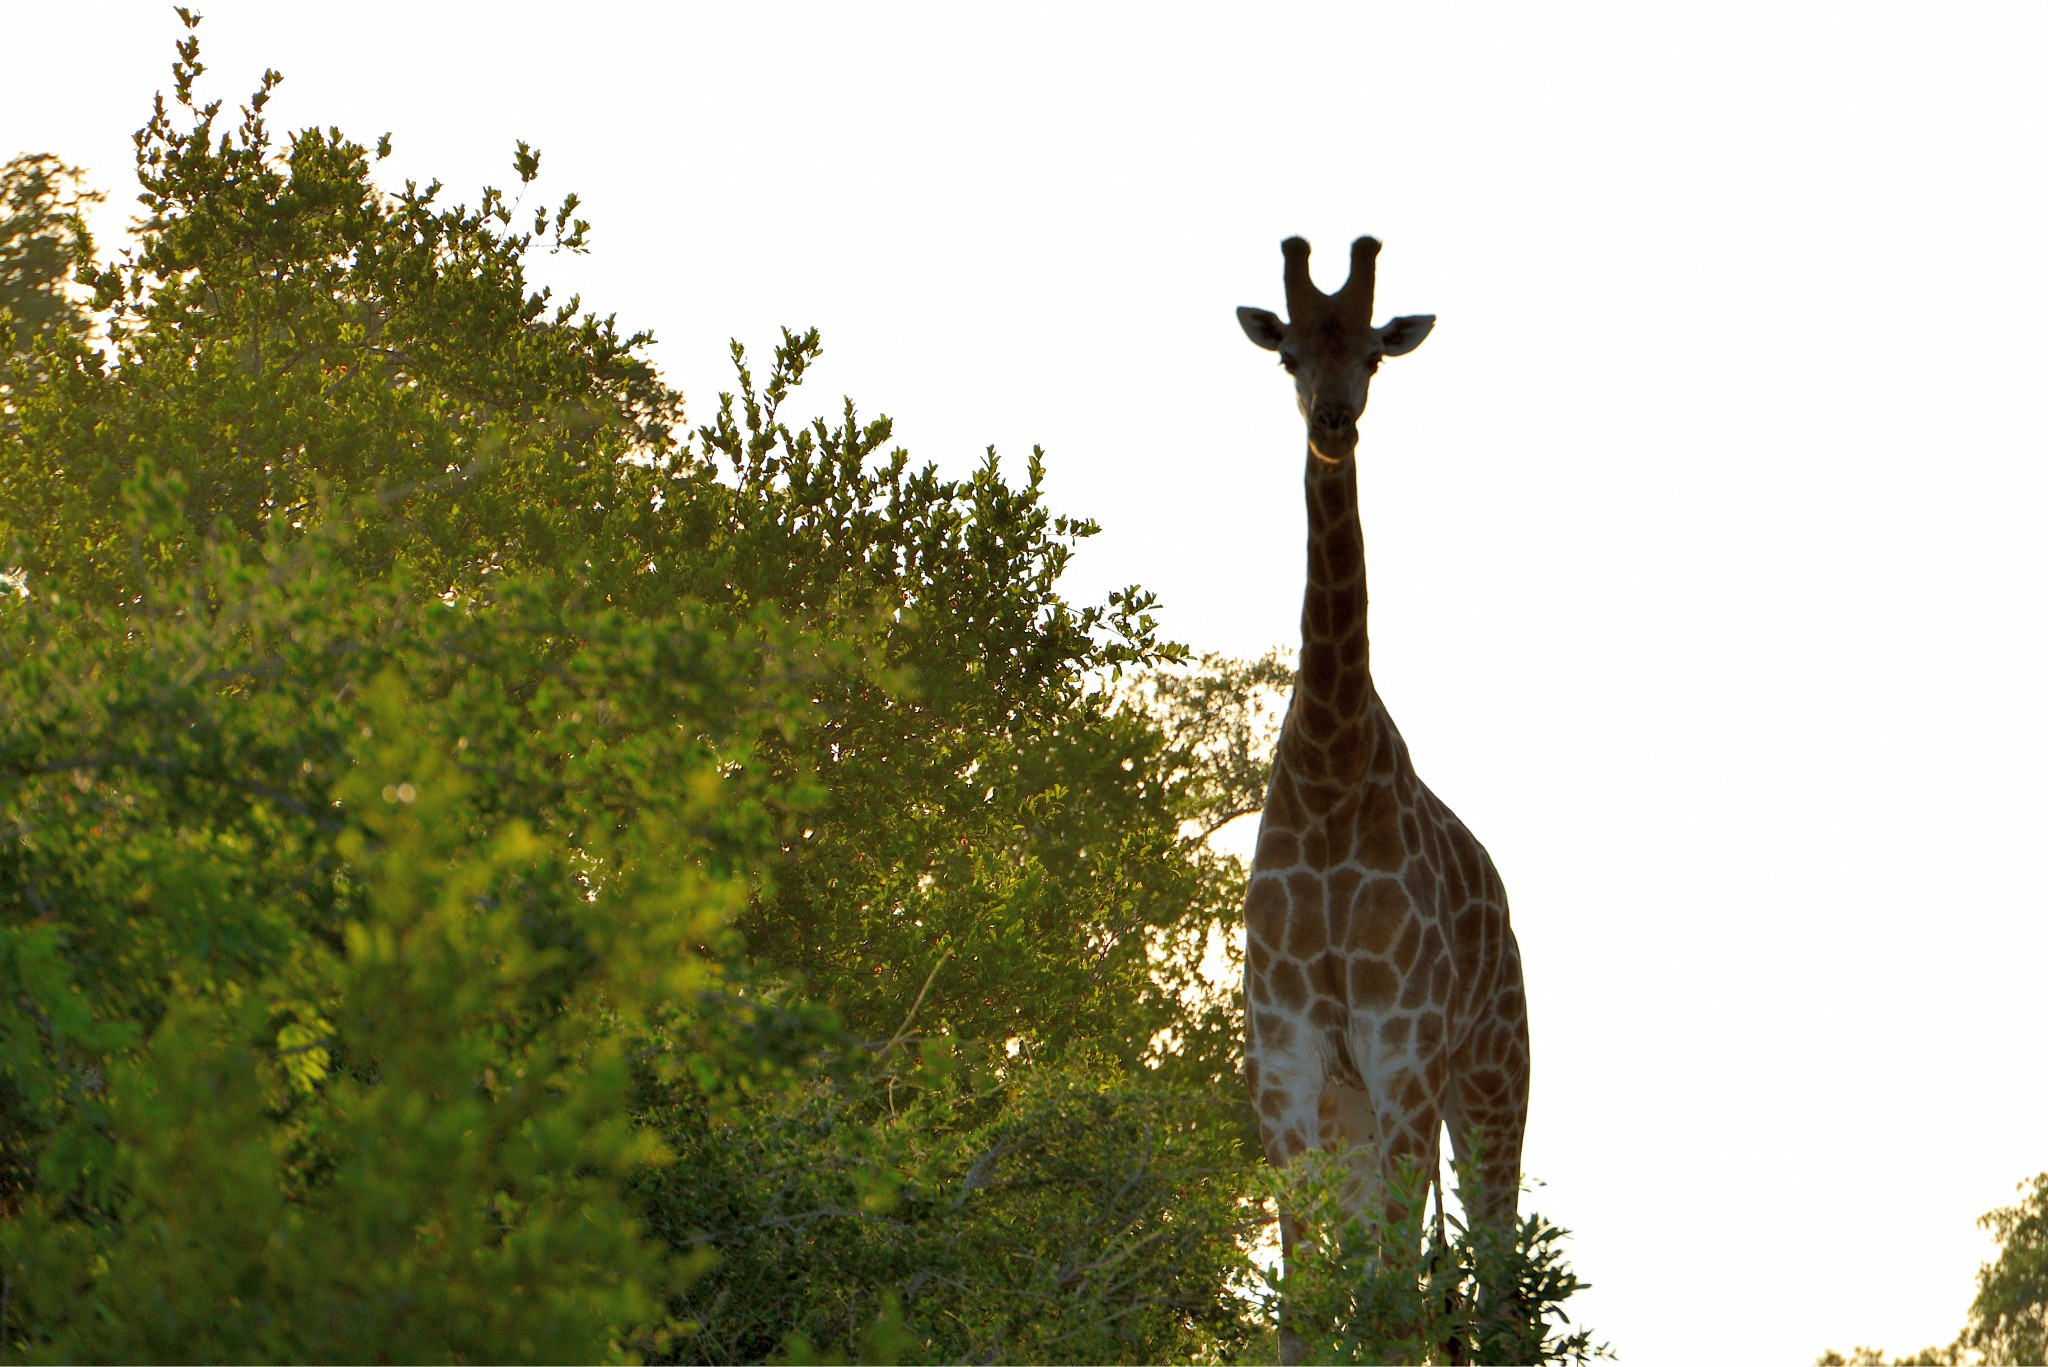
top-left (1286, 447), bottom-right (1375, 785)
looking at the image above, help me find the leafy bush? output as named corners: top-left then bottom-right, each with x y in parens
top-left (1264, 1153), bottom-right (1607, 1367)
top-left (0, 469), bottom-right (810, 1358)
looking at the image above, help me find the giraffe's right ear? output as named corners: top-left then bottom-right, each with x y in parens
top-left (1237, 307), bottom-right (1286, 351)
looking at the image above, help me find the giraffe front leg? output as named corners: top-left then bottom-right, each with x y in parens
top-left (1445, 977), bottom-right (1532, 1352)
top-left (1341, 1022), bottom-right (1455, 1363)
top-left (1353, 1028), bottom-right (1449, 1234)
top-left (1445, 970), bottom-right (1530, 1239)
top-left (1319, 1076), bottom-right (1389, 1227)
top-left (1249, 1053), bottom-right (1328, 1366)
top-left (1277, 1206), bottom-right (1308, 1367)
top-left (1444, 1103), bottom-right (1525, 1234)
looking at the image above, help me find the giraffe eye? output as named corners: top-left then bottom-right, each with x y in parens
top-left (1280, 355), bottom-right (1299, 374)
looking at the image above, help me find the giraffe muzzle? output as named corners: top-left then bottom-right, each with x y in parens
top-left (1311, 407), bottom-right (1359, 458)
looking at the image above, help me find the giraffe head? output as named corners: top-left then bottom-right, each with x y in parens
top-left (1237, 236), bottom-right (1435, 464)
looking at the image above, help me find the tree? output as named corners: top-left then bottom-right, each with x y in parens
top-left (0, 17), bottom-right (1251, 1360)
top-left (1818, 1173), bottom-right (2048, 1367)
top-left (1962, 1173), bottom-right (2048, 1366)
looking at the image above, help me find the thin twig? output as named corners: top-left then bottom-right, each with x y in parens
top-left (1199, 804), bottom-right (1261, 839)
top-left (881, 945), bottom-right (952, 1053)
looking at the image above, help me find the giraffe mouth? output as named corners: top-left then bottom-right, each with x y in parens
top-left (1310, 431), bottom-right (1358, 464)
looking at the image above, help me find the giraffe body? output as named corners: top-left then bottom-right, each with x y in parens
top-left (1235, 236), bottom-right (1530, 1361)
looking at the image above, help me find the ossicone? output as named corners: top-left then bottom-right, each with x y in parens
top-left (1281, 237), bottom-right (1319, 322)
top-left (1336, 236), bottom-right (1380, 323)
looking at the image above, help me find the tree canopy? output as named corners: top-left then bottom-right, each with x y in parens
top-left (1819, 1173), bottom-right (2048, 1367)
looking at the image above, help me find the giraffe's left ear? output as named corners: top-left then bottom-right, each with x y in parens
top-left (1379, 314), bottom-right (1435, 356)
top-left (1237, 307), bottom-right (1286, 351)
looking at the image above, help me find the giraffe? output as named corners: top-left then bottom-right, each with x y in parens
top-left (1235, 235), bottom-right (1530, 1362)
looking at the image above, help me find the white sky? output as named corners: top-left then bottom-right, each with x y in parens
top-left (8, 4), bottom-right (2047, 1361)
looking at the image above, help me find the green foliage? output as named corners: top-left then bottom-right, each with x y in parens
top-left (1269, 1154), bottom-right (1608, 1367)
top-left (0, 460), bottom-right (810, 1357)
top-left (603, 342), bottom-right (1270, 1358)
top-left (632, 1045), bottom-right (1260, 1364)
top-left (669, 331), bottom-right (1206, 1068)
top-left (6, 12), bottom-right (673, 607)
top-left (1819, 1172), bottom-right (2048, 1367)
top-left (0, 16), bottom-right (1600, 1363)
top-left (1963, 1173), bottom-right (2048, 1366)
top-left (0, 152), bottom-right (98, 423)
top-left (1132, 647), bottom-right (1295, 841)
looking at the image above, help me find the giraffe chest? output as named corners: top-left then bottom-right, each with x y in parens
top-left (1248, 742), bottom-right (1466, 990)
top-left (1244, 857), bottom-right (1446, 1006)
top-left (1240, 768), bottom-right (1514, 1081)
